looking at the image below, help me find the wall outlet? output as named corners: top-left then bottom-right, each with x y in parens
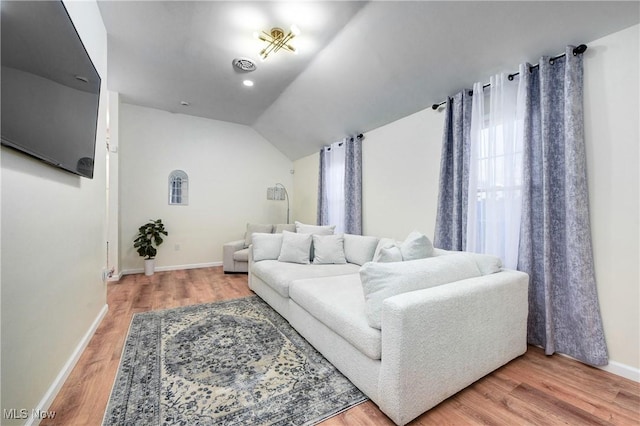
top-left (101, 267), bottom-right (115, 281)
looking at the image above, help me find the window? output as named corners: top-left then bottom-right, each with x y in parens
top-left (168, 170), bottom-right (189, 205)
top-left (467, 78), bottom-right (523, 268)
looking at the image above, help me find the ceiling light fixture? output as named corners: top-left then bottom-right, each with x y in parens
top-left (243, 80), bottom-right (254, 87)
top-left (254, 25), bottom-right (300, 61)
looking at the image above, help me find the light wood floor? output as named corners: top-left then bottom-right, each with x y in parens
top-left (43, 267), bottom-right (639, 425)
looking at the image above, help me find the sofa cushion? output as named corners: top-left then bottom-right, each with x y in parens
top-left (343, 234), bottom-right (379, 266)
top-left (289, 274), bottom-right (382, 360)
top-left (274, 223), bottom-right (296, 233)
top-left (252, 233), bottom-right (283, 261)
top-left (244, 223), bottom-right (273, 247)
top-left (232, 248), bottom-right (250, 262)
top-left (251, 260), bottom-right (360, 298)
top-left (278, 231), bottom-right (312, 264)
top-left (312, 234), bottom-right (346, 264)
top-left (359, 253), bottom-right (484, 329)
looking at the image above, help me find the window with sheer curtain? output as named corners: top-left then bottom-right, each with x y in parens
top-left (466, 75), bottom-right (523, 269)
top-left (320, 141), bottom-right (346, 233)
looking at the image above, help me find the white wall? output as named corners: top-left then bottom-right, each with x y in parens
top-left (292, 24), bottom-right (639, 377)
top-left (119, 104), bottom-right (293, 273)
top-left (292, 152), bottom-right (319, 224)
top-left (1, 1), bottom-right (108, 423)
top-left (583, 24), bottom-right (639, 377)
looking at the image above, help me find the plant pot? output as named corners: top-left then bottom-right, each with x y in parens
top-left (144, 259), bottom-right (155, 276)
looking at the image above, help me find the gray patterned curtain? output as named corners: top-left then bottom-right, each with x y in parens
top-left (317, 147), bottom-right (328, 226)
top-left (518, 47), bottom-right (608, 366)
top-left (434, 90), bottom-right (473, 250)
top-left (344, 135), bottom-right (363, 235)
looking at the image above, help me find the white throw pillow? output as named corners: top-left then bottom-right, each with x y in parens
top-left (399, 231), bottom-right (434, 261)
top-left (377, 246), bottom-right (403, 262)
top-left (343, 234), bottom-right (380, 266)
top-left (251, 233), bottom-right (283, 261)
top-left (359, 253), bottom-right (483, 329)
top-left (278, 231), bottom-right (312, 264)
top-left (244, 223), bottom-right (273, 247)
top-left (295, 221), bottom-right (335, 235)
top-left (373, 238), bottom-right (400, 262)
top-left (312, 234), bottom-right (347, 264)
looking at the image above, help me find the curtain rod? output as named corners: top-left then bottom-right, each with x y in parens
top-left (431, 44), bottom-right (587, 111)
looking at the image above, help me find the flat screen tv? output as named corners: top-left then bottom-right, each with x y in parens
top-left (1, 0), bottom-right (101, 179)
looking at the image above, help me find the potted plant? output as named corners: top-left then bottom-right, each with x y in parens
top-left (134, 219), bottom-right (168, 276)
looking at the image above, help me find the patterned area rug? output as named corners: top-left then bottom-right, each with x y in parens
top-left (103, 296), bottom-right (367, 425)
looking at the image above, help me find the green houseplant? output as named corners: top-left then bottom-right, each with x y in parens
top-left (134, 219), bottom-right (168, 275)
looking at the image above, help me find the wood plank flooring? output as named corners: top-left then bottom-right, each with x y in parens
top-left (42, 267), bottom-right (639, 425)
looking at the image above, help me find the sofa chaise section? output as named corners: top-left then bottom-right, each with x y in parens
top-left (248, 231), bottom-right (529, 425)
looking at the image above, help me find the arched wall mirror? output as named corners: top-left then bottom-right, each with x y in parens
top-left (169, 170), bottom-right (189, 205)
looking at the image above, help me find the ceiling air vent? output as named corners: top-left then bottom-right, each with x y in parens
top-left (233, 57), bottom-right (257, 72)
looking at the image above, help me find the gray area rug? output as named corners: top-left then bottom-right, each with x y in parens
top-left (103, 296), bottom-right (367, 425)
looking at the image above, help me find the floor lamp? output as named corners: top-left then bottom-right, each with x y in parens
top-left (267, 183), bottom-right (289, 224)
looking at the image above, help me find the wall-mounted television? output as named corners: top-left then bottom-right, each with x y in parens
top-left (1, 0), bottom-right (101, 179)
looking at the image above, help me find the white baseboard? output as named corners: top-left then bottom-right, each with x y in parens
top-left (554, 349), bottom-right (640, 383)
top-left (120, 261), bottom-right (222, 276)
top-left (597, 360), bottom-right (640, 382)
top-left (26, 304), bottom-right (109, 426)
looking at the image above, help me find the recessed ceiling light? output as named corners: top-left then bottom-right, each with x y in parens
top-left (180, 101), bottom-right (190, 106)
top-left (243, 80), bottom-right (254, 87)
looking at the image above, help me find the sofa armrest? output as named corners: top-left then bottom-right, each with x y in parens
top-left (223, 239), bottom-right (246, 272)
top-left (378, 270), bottom-right (528, 425)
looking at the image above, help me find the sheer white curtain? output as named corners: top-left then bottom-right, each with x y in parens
top-left (466, 74), bottom-right (523, 268)
top-left (323, 140), bottom-right (346, 233)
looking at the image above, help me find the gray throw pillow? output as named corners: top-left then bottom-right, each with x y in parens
top-left (278, 231), bottom-right (312, 264)
top-left (312, 234), bottom-right (347, 264)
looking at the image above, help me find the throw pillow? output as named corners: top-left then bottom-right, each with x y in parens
top-left (274, 223), bottom-right (296, 233)
top-left (278, 231), bottom-right (312, 264)
top-left (312, 234), bottom-right (347, 264)
top-left (372, 238), bottom-right (400, 262)
top-left (343, 234), bottom-right (380, 266)
top-left (400, 231), bottom-right (434, 261)
top-left (359, 253), bottom-right (483, 329)
top-left (251, 233), bottom-right (284, 262)
top-left (376, 246), bottom-right (403, 262)
top-left (294, 221), bottom-right (335, 235)
top-left (244, 223), bottom-right (273, 248)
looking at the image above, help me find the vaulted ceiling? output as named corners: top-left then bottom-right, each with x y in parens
top-left (97, 1), bottom-right (639, 160)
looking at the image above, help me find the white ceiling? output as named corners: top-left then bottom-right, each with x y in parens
top-left (97, 1), bottom-right (640, 160)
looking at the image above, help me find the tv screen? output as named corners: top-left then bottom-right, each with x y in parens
top-left (1, 0), bottom-right (101, 179)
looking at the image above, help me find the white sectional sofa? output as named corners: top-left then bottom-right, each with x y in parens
top-left (248, 227), bottom-right (529, 425)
